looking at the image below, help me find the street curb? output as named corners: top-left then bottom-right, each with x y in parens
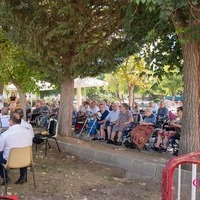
top-left (49, 140), bottom-right (199, 184)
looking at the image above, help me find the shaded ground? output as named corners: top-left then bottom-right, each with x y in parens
top-left (3, 145), bottom-right (162, 200)
top-left (2, 145), bottom-right (196, 200)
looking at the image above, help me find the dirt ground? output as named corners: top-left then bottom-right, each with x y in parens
top-left (2, 145), bottom-right (161, 200)
top-left (1, 145), bottom-right (196, 200)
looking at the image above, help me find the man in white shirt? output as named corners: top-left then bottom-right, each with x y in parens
top-left (0, 112), bottom-right (32, 185)
top-left (89, 101), bottom-right (99, 115)
top-left (100, 103), bottom-right (120, 140)
top-left (15, 108), bottom-right (34, 138)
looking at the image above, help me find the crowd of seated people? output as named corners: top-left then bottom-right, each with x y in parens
top-left (76, 99), bottom-right (182, 151)
top-left (93, 103), bottom-right (109, 141)
top-left (27, 99), bottom-right (60, 128)
top-left (100, 103), bottom-right (120, 141)
top-left (156, 100), bottom-right (169, 127)
top-left (108, 103), bottom-right (134, 146)
top-left (152, 106), bottom-right (183, 152)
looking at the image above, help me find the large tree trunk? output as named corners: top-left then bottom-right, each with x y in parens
top-left (58, 76), bottom-right (74, 136)
top-left (179, 42), bottom-right (200, 154)
top-left (128, 85), bottom-right (134, 106)
top-left (0, 83), bottom-right (4, 95)
top-left (171, 9), bottom-right (200, 154)
top-left (15, 84), bottom-right (26, 120)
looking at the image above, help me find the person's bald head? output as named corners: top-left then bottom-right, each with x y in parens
top-left (9, 112), bottom-right (21, 126)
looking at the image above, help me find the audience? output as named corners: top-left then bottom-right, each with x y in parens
top-left (140, 108), bottom-right (156, 125)
top-left (131, 102), bottom-right (139, 114)
top-left (78, 101), bottom-right (90, 117)
top-left (15, 108), bottom-right (34, 138)
top-left (108, 103), bottom-right (133, 146)
top-left (156, 100), bottom-right (169, 126)
top-left (95, 104), bottom-right (109, 141)
top-left (0, 107), bottom-right (10, 129)
top-left (89, 101), bottom-right (99, 116)
top-left (149, 101), bottom-right (158, 116)
top-left (0, 112), bottom-right (32, 185)
top-left (153, 106), bottom-right (183, 152)
top-left (101, 103), bottom-right (120, 141)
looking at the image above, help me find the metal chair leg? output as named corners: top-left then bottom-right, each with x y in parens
top-left (47, 140), bottom-right (51, 149)
top-left (31, 165), bottom-right (36, 189)
top-left (45, 139), bottom-right (48, 156)
top-left (53, 138), bottom-right (61, 152)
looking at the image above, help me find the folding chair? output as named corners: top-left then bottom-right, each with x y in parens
top-left (34, 118), bottom-right (61, 156)
top-left (1, 146), bottom-right (36, 194)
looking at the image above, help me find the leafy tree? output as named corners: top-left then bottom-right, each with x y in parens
top-left (130, 0), bottom-right (200, 154)
top-left (0, 0), bottom-right (128, 136)
top-left (0, 31), bottom-right (42, 116)
top-left (104, 73), bottom-right (127, 102)
top-left (160, 74), bottom-right (183, 100)
top-left (116, 55), bottom-right (151, 106)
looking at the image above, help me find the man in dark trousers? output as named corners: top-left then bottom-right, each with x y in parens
top-left (0, 111), bottom-right (32, 185)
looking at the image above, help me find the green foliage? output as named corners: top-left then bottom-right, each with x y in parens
top-left (139, 67), bottom-right (183, 97)
top-left (104, 73), bottom-right (127, 97)
top-left (0, 0), bottom-right (128, 82)
top-left (0, 31), bottom-right (43, 93)
top-left (116, 55), bottom-right (149, 88)
top-left (160, 73), bottom-right (183, 96)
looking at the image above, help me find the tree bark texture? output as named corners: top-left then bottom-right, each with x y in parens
top-left (58, 77), bottom-right (74, 136)
top-left (128, 85), bottom-right (134, 106)
top-left (15, 84), bottom-right (26, 120)
top-left (179, 42), bottom-right (200, 154)
top-left (0, 83), bottom-right (3, 95)
top-left (171, 8), bottom-right (200, 154)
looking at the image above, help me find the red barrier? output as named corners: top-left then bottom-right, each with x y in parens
top-left (162, 151), bottom-right (200, 200)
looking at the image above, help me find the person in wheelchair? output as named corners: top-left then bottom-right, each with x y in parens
top-left (140, 108), bottom-right (156, 125)
top-left (77, 101), bottom-right (90, 119)
top-left (153, 106), bottom-right (183, 152)
top-left (156, 100), bottom-right (169, 128)
top-left (108, 103), bottom-right (133, 146)
top-left (100, 103), bottom-right (120, 141)
top-left (94, 104), bottom-right (109, 141)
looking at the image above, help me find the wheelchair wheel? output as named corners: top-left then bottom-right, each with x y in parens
top-left (172, 139), bottom-right (179, 156)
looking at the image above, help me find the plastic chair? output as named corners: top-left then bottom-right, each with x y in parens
top-left (34, 118), bottom-right (61, 156)
top-left (1, 146), bottom-right (36, 194)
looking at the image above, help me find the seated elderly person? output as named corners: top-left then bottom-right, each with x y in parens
top-left (32, 103), bottom-right (41, 114)
top-left (153, 106), bottom-right (183, 152)
top-left (108, 103), bottom-right (133, 146)
top-left (100, 103), bottom-right (120, 141)
top-left (140, 108), bottom-right (156, 125)
top-left (89, 101), bottom-right (99, 116)
top-left (0, 111), bottom-right (32, 185)
top-left (40, 101), bottom-right (50, 128)
top-left (156, 100), bottom-right (169, 127)
top-left (92, 104), bottom-right (109, 141)
top-left (77, 101), bottom-right (90, 118)
top-left (0, 107), bottom-right (10, 129)
top-left (149, 101), bottom-right (158, 116)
